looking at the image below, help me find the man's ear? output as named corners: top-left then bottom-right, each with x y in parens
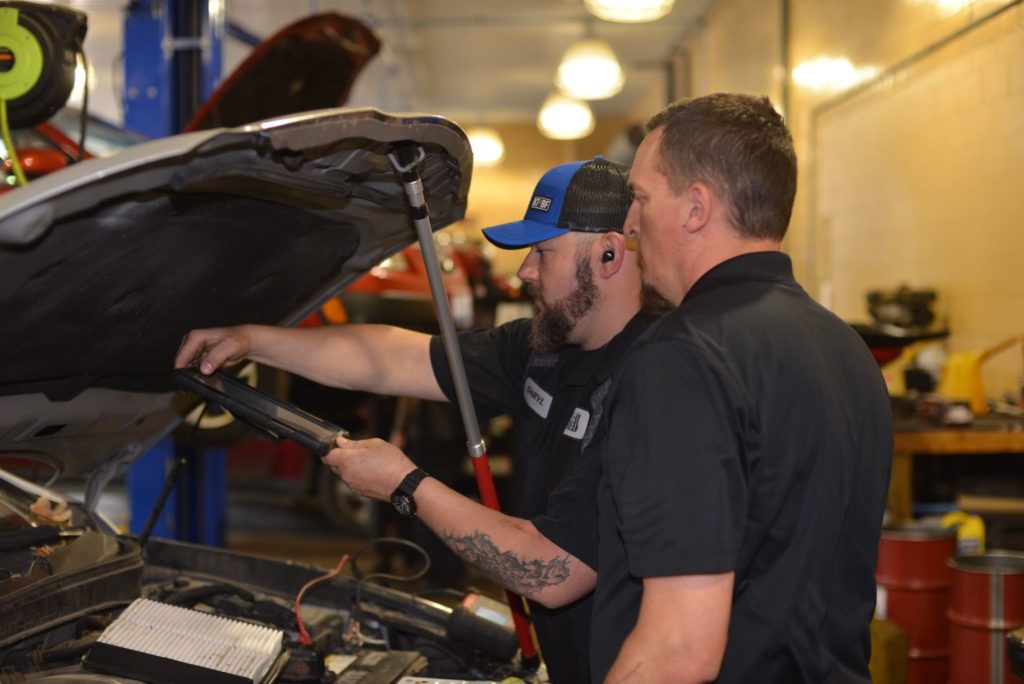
top-left (597, 232), bottom-right (627, 276)
top-left (681, 182), bottom-right (714, 234)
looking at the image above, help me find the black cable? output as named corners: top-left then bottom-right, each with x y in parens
top-left (77, 45), bottom-right (89, 161)
top-left (348, 536), bottom-right (431, 639)
top-left (136, 453), bottom-right (186, 549)
top-left (350, 536), bottom-right (431, 584)
top-left (137, 404), bottom-right (208, 549)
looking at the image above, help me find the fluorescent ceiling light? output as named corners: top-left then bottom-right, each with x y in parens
top-left (907, 0), bottom-right (974, 15)
top-left (467, 127), bottom-right (506, 166)
top-left (537, 93), bottom-right (595, 140)
top-left (556, 38), bottom-right (625, 100)
top-left (792, 56), bottom-right (880, 94)
top-left (584, 0), bottom-right (675, 23)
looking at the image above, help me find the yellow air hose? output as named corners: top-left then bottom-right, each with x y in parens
top-left (0, 97), bottom-right (28, 186)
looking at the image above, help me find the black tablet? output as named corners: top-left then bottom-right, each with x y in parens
top-left (174, 368), bottom-right (347, 456)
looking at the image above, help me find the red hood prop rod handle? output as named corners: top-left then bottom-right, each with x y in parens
top-left (388, 147), bottom-right (539, 669)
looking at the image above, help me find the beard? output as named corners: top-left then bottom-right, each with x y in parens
top-left (527, 251), bottom-right (598, 354)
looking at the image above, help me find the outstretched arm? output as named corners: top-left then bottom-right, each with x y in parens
top-left (175, 324), bottom-right (445, 400)
top-left (323, 436), bottom-right (597, 608)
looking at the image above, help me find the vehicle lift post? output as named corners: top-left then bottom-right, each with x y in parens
top-left (122, 0), bottom-right (224, 138)
top-left (388, 146), bottom-right (540, 671)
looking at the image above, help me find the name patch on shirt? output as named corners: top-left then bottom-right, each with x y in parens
top-left (524, 378), bottom-right (552, 418)
top-left (563, 407), bottom-right (590, 440)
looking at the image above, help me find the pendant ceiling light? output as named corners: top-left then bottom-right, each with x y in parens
top-left (792, 56), bottom-right (880, 94)
top-left (556, 38), bottom-right (624, 100)
top-left (466, 126), bottom-right (506, 166)
top-left (537, 92), bottom-right (595, 140)
top-left (584, 0), bottom-right (675, 23)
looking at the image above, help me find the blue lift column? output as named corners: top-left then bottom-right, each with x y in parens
top-left (124, 1), bottom-right (227, 544)
top-left (122, 0), bottom-right (224, 137)
top-left (126, 437), bottom-right (227, 547)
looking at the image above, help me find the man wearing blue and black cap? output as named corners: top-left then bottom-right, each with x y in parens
top-left (177, 156), bottom-right (661, 682)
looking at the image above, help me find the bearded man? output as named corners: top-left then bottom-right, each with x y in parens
top-left (176, 157), bottom-right (659, 683)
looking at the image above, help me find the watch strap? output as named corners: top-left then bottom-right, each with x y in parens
top-left (391, 468), bottom-right (429, 515)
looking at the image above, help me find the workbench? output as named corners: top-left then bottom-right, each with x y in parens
top-left (888, 416), bottom-right (1024, 523)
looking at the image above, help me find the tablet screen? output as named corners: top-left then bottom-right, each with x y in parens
top-left (174, 368), bottom-right (345, 455)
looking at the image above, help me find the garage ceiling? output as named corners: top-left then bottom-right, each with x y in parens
top-left (223, 0), bottom-right (715, 124)
top-left (55, 0), bottom-right (714, 131)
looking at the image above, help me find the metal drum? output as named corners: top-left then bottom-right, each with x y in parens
top-left (948, 551), bottom-right (1024, 684)
top-left (876, 525), bottom-right (958, 684)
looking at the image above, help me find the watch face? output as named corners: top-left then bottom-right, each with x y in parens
top-left (391, 493), bottom-right (413, 516)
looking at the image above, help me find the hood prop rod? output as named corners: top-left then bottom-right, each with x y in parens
top-left (388, 146), bottom-right (538, 669)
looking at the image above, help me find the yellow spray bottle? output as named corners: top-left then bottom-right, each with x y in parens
top-left (941, 510), bottom-right (986, 555)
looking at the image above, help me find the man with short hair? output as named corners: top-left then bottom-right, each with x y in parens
top-left (177, 157), bottom-right (658, 683)
top-left (590, 93), bottom-right (892, 682)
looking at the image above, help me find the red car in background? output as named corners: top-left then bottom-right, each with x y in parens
top-left (309, 242), bottom-right (474, 331)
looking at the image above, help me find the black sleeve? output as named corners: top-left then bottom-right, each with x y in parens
top-left (605, 339), bottom-right (747, 577)
top-left (428, 318), bottom-right (533, 420)
top-left (530, 444), bottom-right (602, 570)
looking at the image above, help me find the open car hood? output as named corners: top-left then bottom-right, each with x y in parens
top-left (0, 108), bottom-right (471, 495)
top-left (185, 13), bottom-right (381, 132)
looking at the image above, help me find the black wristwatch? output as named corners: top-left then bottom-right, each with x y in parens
top-left (390, 468), bottom-right (429, 517)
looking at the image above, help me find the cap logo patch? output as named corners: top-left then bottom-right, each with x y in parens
top-left (530, 196), bottom-right (552, 212)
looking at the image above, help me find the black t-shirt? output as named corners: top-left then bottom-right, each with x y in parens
top-left (430, 312), bottom-right (654, 684)
top-left (590, 252), bottom-right (892, 683)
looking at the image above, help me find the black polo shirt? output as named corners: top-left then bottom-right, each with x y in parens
top-left (430, 312), bottom-right (654, 684)
top-left (590, 252), bottom-right (892, 683)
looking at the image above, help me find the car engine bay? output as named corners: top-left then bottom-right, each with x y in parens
top-left (0, 472), bottom-right (525, 683)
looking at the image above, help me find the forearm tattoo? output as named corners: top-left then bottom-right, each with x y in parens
top-left (440, 529), bottom-right (570, 596)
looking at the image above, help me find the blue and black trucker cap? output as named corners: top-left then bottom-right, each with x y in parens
top-left (483, 156), bottom-right (631, 249)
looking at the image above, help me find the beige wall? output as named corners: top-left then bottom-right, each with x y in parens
top-left (676, 0), bottom-right (1024, 398)
top-left (814, 4), bottom-right (1024, 397)
top-left (687, 0), bottom-right (784, 102)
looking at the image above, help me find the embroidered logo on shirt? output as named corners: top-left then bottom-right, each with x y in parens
top-left (530, 195), bottom-right (553, 212)
top-left (524, 378), bottom-right (552, 418)
top-left (563, 407), bottom-right (590, 440)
